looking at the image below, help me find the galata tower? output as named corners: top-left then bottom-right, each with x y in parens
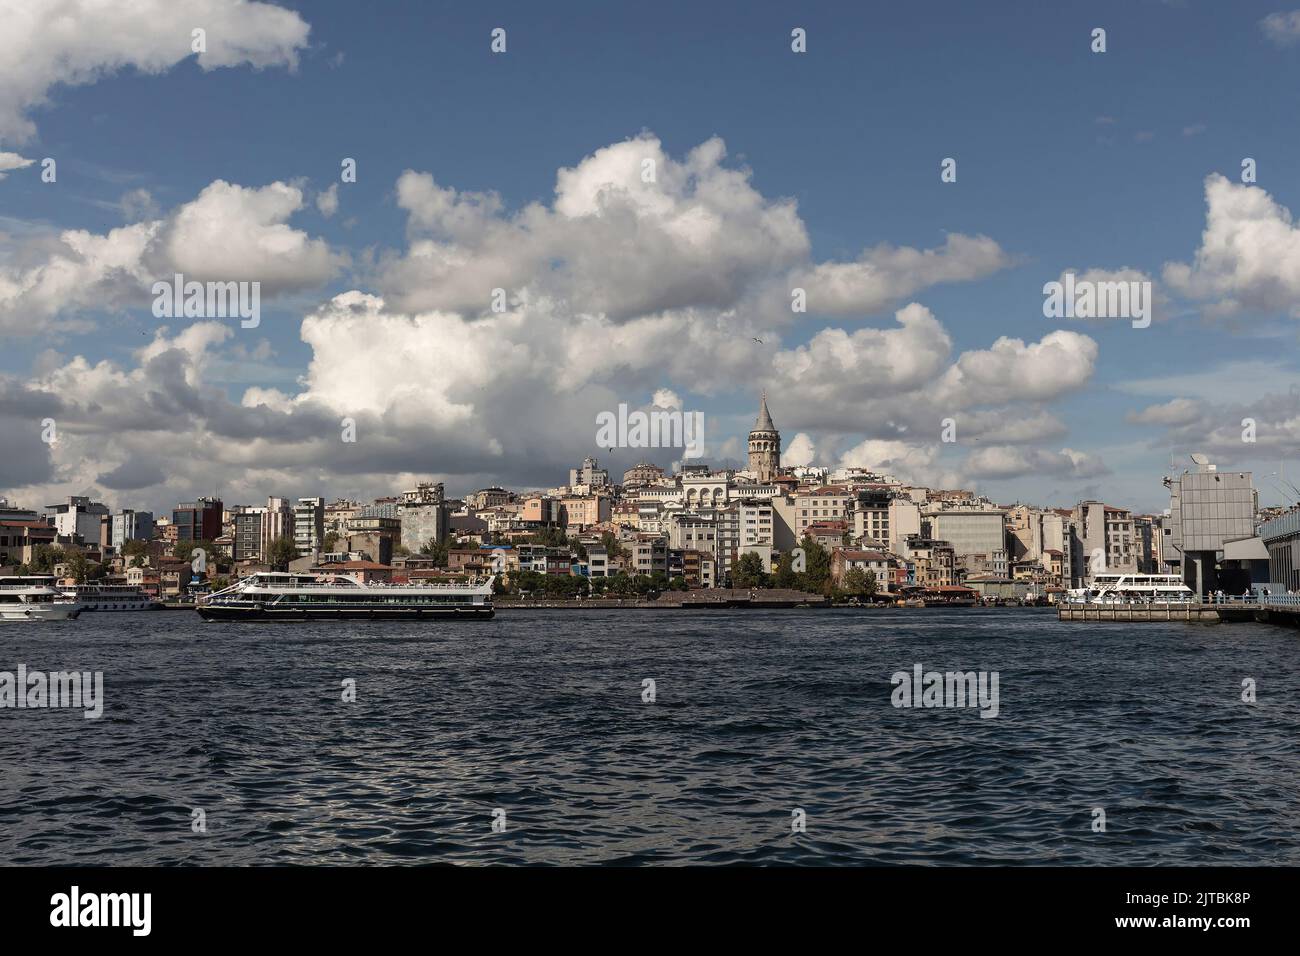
top-left (747, 392), bottom-right (781, 482)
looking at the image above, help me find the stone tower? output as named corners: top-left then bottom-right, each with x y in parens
top-left (747, 392), bottom-right (781, 482)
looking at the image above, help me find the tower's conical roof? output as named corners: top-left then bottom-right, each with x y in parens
top-left (753, 392), bottom-right (776, 432)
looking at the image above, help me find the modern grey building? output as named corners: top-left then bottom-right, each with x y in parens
top-left (1162, 457), bottom-right (1258, 595)
top-left (110, 509), bottom-right (153, 551)
top-left (397, 482), bottom-right (447, 551)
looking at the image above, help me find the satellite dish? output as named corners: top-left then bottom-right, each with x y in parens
top-left (1190, 453), bottom-right (1210, 465)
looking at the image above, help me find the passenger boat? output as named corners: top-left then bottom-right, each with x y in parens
top-left (1067, 573), bottom-right (1195, 604)
top-left (61, 583), bottom-right (158, 611)
top-left (196, 572), bottom-right (495, 621)
top-left (0, 576), bottom-right (83, 622)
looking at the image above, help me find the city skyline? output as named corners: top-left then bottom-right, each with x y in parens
top-left (7, 2), bottom-right (1300, 516)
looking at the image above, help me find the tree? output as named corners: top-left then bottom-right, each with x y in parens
top-left (797, 536), bottom-right (832, 595)
top-left (732, 551), bottom-right (768, 589)
top-left (840, 567), bottom-right (878, 600)
top-left (772, 552), bottom-right (797, 589)
top-left (322, 530), bottom-right (342, 553)
top-left (419, 537), bottom-right (450, 567)
top-left (267, 536), bottom-right (300, 571)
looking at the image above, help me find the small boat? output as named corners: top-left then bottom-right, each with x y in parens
top-left (196, 572), bottom-right (496, 621)
top-left (0, 576), bottom-right (83, 622)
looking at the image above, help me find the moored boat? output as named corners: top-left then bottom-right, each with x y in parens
top-left (61, 582), bottom-right (159, 611)
top-left (1066, 573), bottom-right (1194, 604)
top-left (0, 576), bottom-right (83, 622)
top-left (195, 572), bottom-right (495, 621)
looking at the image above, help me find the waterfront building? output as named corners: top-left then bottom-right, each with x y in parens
top-left (830, 549), bottom-right (894, 591)
top-left (293, 497), bottom-right (325, 555)
top-left (795, 486), bottom-right (852, 536)
top-left (46, 495), bottom-right (110, 543)
top-left (922, 507), bottom-right (1007, 565)
top-left (0, 519), bottom-right (56, 567)
top-left (902, 536), bottom-right (957, 588)
top-left (1069, 501), bottom-right (1137, 583)
top-left (747, 393), bottom-right (781, 483)
top-left (397, 482), bottom-right (447, 551)
top-left (345, 514), bottom-right (400, 566)
top-left (632, 536), bottom-right (669, 575)
top-left (110, 509), bottom-right (153, 552)
top-left (1162, 457), bottom-right (1258, 594)
top-left (738, 499), bottom-right (775, 550)
top-left (173, 497), bottom-right (223, 544)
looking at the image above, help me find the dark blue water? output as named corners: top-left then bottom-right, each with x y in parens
top-left (1, 608), bottom-right (1298, 865)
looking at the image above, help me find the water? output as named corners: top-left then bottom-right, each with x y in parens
top-left (1, 607), bottom-right (1297, 865)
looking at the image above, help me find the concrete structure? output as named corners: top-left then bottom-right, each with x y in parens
top-left (398, 482), bottom-right (447, 550)
top-left (569, 457), bottom-right (610, 491)
top-left (110, 509), bottom-right (153, 552)
top-left (1163, 458), bottom-right (1258, 595)
top-left (294, 497), bottom-right (325, 555)
top-left (1071, 501), bottom-right (1136, 584)
top-left (747, 393), bottom-right (781, 482)
top-left (46, 496), bottom-right (110, 543)
top-left (922, 507), bottom-right (1006, 563)
top-left (172, 497), bottom-right (223, 544)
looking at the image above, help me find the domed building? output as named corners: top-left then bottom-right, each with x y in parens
top-left (747, 393), bottom-right (781, 482)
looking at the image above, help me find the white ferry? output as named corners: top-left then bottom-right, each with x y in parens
top-left (1067, 573), bottom-right (1195, 604)
top-left (0, 576), bottom-right (83, 622)
top-left (196, 572), bottom-right (496, 621)
top-left (62, 583), bottom-right (158, 612)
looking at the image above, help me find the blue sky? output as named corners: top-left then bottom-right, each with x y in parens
top-left (4, 0), bottom-right (1300, 514)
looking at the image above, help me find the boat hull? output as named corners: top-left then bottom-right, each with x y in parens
top-left (196, 604), bottom-right (494, 621)
top-left (0, 604), bottom-right (83, 622)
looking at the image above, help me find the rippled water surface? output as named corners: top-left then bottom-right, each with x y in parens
top-left (1, 607), bottom-right (1298, 865)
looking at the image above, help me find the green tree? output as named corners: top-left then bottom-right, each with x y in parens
top-left (733, 551), bottom-right (768, 589)
top-left (840, 567), bottom-right (878, 600)
top-left (267, 536), bottom-right (300, 571)
top-left (797, 536), bottom-right (832, 595)
top-left (419, 537), bottom-right (450, 567)
top-left (322, 530), bottom-right (342, 552)
top-left (772, 552), bottom-right (797, 589)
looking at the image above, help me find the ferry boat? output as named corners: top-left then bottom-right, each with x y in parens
top-left (1067, 573), bottom-right (1195, 604)
top-left (61, 583), bottom-right (158, 611)
top-left (196, 572), bottom-right (496, 621)
top-left (0, 576), bottom-right (83, 622)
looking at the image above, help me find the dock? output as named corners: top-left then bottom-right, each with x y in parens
top-left (1057, 594), bottom-right (1300, 626)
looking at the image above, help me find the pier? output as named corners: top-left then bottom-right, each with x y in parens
top-left (1057, 594), bottom-right (1300, 626)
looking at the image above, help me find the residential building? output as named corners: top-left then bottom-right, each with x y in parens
top-left (173, 497), bottom-right (223, 544)
top-left (293, 497), bottom-right (325, 555)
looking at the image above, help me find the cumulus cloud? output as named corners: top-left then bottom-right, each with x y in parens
top-left (784, 432), bottom-right (816, 467)
top-left (0, 0), bottom-right (310, 144)
top-left (0, 151), bottom-right (34, 180)
top-left (795, 234), bottom-right (1012, 316)
top-left (1163, 174), bottom-right (1300, 316)
top-left (0, 180), bottom-right (343, 335)
top-left (964, 445), bottom-right (1109, 480)
top-left (377, 134), bottom-right (1011, 325)
top-left (0, 135), bottom-right (1078, 508)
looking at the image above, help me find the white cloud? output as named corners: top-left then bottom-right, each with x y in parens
top-left (0, 179), bottom-right (344, 335)
top-left (0, 151), bottom-right (34, 179)
top-left (1261, 10), bottom-right (1300, 47)
top-left (1163, 173), bottom-right (1300, 316)
top-left (784, 432), bottom-right (816, 467)
top-left (0, 0), bottom-right (310, 144)
top-left (316, 183), bottom-right (339, 218)
top-left (964, 445), bottom-right (1109, 480)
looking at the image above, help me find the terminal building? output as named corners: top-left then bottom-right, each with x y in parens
top-left (1162, 455), bottom-right (1262, 595)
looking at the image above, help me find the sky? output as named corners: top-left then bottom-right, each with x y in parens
top-left (4, 0), bottom-right (1300, 516)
